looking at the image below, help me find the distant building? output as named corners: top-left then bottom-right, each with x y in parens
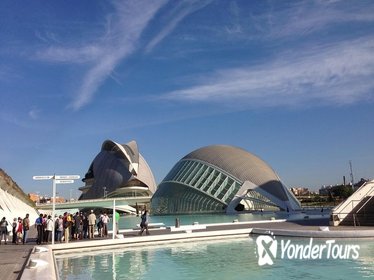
top-left (29, 193), bottom-right (66, 204)
top-left (290, 187), bottom-right (310, 196)
top-left (151, 145), bottom-right (301, 215)
top-left (28, 193), bottom-right (40, 203)
top-left (319, 185), bottom-right (332, 196)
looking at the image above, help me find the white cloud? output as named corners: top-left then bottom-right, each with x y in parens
top-left (70, 0), bottom-right (169, 110)
top-left (34, 0), bottom-right (169, 110)
top-left (261, 1), bottom-right (374, 39)
top-left (36, 45), bottom-right (103, 64)
top-left (28, 108), bottom-right (40, 120)
top-left (33, 0), bottom-right (212, 110)
top-left (144, 0), bottom-right (212, 53)
top-left (161, 37), bottom-right (374, 108)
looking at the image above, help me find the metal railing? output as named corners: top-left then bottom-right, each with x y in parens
top-left (331, 181), bottom-right (374, 225)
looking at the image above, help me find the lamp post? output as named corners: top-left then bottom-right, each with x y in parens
top-left (33, 174), bottom-right (80, 245)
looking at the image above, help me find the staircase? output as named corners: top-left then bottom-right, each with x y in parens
top-left (330, 179), bottom-right (374, 226)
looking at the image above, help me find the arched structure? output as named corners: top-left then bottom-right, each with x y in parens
top-left (151, 145), bottom-right (300, 214)
top-left (79, 140), bottom-right (156, 200)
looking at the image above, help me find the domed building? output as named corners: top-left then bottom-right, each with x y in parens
top-left (80, 140), bottom-right (156, 200)
top-left (151, 145), bottom-right (300, 214)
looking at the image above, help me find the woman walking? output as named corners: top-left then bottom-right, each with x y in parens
top-left (12, 218), bottom-right (17, 244)
top-left (16, 218), bottom-right (23, 244)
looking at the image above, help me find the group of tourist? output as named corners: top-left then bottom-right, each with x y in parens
top-left (37, 210), bottom-right (113, 244)
top-left (0, 210), bottom-right (117, 245)
top-left (0, 209), bottom-right (150, 245)
top-left (0, 214), bottom-right (30, 245)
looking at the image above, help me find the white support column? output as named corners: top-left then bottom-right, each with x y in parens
top-left (51, 175), bottom-right (56, 245)
top-left (112, 199), bottom-right (116, 240)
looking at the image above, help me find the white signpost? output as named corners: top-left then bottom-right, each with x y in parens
top-left (33, 174), bottom-right (80, 245)
top-left (55, 179), bottom-right (75, 184)
top-left (33, 175), bottom-right (54, 180)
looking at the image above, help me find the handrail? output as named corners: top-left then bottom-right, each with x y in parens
top-left (332, 182), bottom-right (374, 215)
top-left (355, 189), bottom-right (374, 214)
top-left (334, 211), bottom-right (374, 227)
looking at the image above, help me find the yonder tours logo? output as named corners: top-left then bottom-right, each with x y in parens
top-left (255, 233), bottom-right (360, 266)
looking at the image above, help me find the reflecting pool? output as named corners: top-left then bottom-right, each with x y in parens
top-left (114, 212), bottom-right (290, 230)
top-left (56, 236), bottom-right (374, 280)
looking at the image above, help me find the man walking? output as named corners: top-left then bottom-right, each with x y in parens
top-left (22, 213), bottom-right (30, 244)
top-left (88, 210), bottom-right (96, 239)
top-left (35, 214), bottom-right (43, 245)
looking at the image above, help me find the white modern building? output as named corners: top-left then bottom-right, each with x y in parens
top-left (151, 145), bottom-right (301, 214)
top-left (80, 140), bottom-right (157, 200)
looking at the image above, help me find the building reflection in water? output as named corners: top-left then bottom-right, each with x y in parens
top-left (56, 247), bottom-right (152, 279)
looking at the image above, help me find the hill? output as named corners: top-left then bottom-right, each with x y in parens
top-left (0, 168), bottom-right (35, 208)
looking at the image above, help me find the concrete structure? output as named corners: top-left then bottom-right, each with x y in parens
top-left (151, 145), bottom-right (301, 215)
top-left (37, 196), bottom-right (152, 214)
top-left (331, 179), bottom-right (374, 226)
top-left (80, 140), bottom-right (156, 200)
top-left (0, 188), bottom-right (39, 233)
top-left (20, 215), bottom-right (374, 280)
top-left (0, 169), bottom-right (39, 232)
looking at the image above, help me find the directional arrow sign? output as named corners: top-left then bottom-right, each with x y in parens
top-left (33, 175), bottom-right (54, 180)
top-left (55, 175), bottom-right (80, 180)
top-left (55, 179), bottom-right (75, 184)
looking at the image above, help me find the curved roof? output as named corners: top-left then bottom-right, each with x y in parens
top-left (183, 145), bottom-right (280, 186)
top-left (152, 144), bottom-right (300, 214)
top-left (102, 140), bottom-right (139, 174)
top-left (138, 153), bottom-right (157, 194)
top-left (80, 140), bottom-right (156, 199)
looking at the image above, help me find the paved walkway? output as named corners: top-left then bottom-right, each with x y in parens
top-left (0, 228), bottom-right (37, 280)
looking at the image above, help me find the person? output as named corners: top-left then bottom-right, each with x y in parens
top-left (16, 217), bottom-right (23, 245)
top-left (73, 212), bottom-right (81, 240)
top-left (101, 213), bottom-right (110, 237)
top-left (63, 212), bottom-right (72, 243)
top-left (88, 210), bottom-right (96, 239)
top-left (139, 210), bottom-right (150, 236)
top-left (97, 212), bottom-right (104, 237)
top-left (35, 214), bottom-right (44, 245)
top-left (22, 213), bottom-right (30, 244)
top-left (55, 215), bottom-right (63, 243)
top-left (42, 214), bottom-right (47, 242)
top-left (69, 213), bottom-right (75, 241)
top-left (77, 212), bottom-right (83, 240)
top-left (115, 211), bottom-right (120, 235)
top-left (82, 212), bottom-right (88, 239)
top-left (0, 217), bottom-right (9, 244)
top-left (12, 218), bottom-right (17, 244)
top-left (97, 217), bottom-right (103, 237)
top-left (45, 215), bottom-right (53, 243)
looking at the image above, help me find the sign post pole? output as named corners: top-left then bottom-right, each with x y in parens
top-left (51, 175), bottom-right (56, 245)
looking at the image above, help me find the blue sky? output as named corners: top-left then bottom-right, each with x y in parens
top-left (1, 0), bottom-right (373, 199)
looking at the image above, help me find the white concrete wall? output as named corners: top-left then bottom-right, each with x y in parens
top-left (0, 188), bottom-right (39, 233)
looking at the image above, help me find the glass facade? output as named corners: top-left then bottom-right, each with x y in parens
top-left (152, 159), bottom-right (242, 214)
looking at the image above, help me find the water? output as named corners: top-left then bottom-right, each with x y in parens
top-left (56, 237), bottom-right (374, 280)
top-left (55, 213), bottom-right (373, 279)
top-left (114, 212), bottom-right (288, 230)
